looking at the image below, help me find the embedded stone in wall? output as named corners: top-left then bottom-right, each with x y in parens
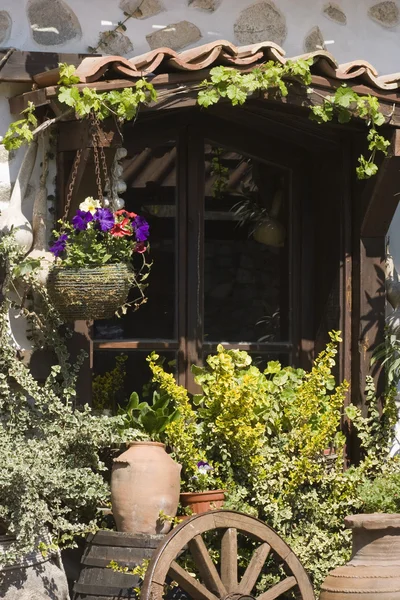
top-left (119, 0), bottom-right (142, 12)
top-left (120, 0), bottom-right (164, 19)
top-left (189, 0), bottom-right (222, 11)
top-left (0, 11), bottom-right (12, 44)
top-left (98, 30), bottom-right (133, 55)
top-left (323, 3), bottom-right (347, 25)
top-left (304, 26), bottom-right (326, 53)
top-left (368, 1), bottom-right (399, 27)
top-left (234, 1), bottom-right (287, 46)
top-left (146, 20), bottom-right (201, 51)
top-left (27, 0), bottom-right (82, 46)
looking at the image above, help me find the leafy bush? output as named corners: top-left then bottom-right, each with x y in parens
top-left (146, 332), bottom-right (399, 590)
top-left (0, 233), bottom-right (143, 566)
top-left (357, 472), bottom-right (400, 513)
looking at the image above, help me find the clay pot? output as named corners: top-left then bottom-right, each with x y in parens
top-left (111, 442), bottom-right (181, 534)
top-left (180, 490), bottom-right (226, 515)
top-left (320, 513), bottom-right (400, 599)
top-left (253, 219), bottom-right (285, 247)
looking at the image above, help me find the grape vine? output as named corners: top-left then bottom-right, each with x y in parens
top-left (2, 59), bottom-right (391, 179)
top-left (3, 63), bottom-right (157, 151)
top-left (197, 61), bottom-right (391, 180)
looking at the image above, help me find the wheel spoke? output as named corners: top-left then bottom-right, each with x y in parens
top-left (221, 527), bottom-right (238, 592)
top-left (169, 560), bottom-right (219, 600)
top-left (257, 576), bottom-right (297, 600)
top-left (238, 542), bottom-right (271, 594)
top-left (188, 534), bottom-right (227, 597)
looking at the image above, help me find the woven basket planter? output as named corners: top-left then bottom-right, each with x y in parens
top-left (47, 263), bottom-right (133, 321)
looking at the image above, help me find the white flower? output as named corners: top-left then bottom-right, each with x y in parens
top-left (79, 197), bottom-right (101, 214)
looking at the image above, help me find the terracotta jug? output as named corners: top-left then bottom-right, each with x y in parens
top-left (320, 513), bottom-right (400, 600)
top-left (111, 442), bottom-right (181, 534)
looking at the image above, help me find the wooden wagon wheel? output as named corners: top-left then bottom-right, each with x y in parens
top-left (141, 510), bottom-right (315, 600)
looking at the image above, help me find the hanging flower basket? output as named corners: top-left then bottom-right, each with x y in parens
top-left (47, 262), bottom-right (133, 321)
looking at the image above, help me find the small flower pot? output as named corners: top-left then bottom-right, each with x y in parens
top-left (180, 490), bottom-right (226, 515)
top-left (47, 263), bottom-right (133, 321)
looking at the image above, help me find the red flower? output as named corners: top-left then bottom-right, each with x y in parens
top-left (135, 242), bottom-right (147, 253)
top-left (115, 209), bottom-right (137, 219)
top-left (110, 218), bottom-right (131, 237)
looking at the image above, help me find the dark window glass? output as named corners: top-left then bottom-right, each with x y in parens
top-left (94, 140), bottom-right (177, 340)
top-left (203, 143), bottom-right (289, 344)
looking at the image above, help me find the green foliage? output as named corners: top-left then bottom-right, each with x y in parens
top-left (53, 220), bottom-right (139, 268)
top-left (198, 64), bottom-right (389, 180)
top-left (372, 330), bottom-right (400, 387)
top-left (92, 355), bottom-right (127, 412)
top-left (3, 102), bottom-right (37, 151)
top-left (146, 333), bottom-right (398, 590)
top-left (197, 59), bottom-right (313, 108)
top-left (3, 64), bottom-right (157, 151)
top-left (118, 388), bottom-right (181, 440)
top-left (357, 471), bottom-right (400, 513)
top-left (57, 64), bottom-right (157, 121)
top-left (0, 232), bottom-right (143, 566)
top-left (210, 147), bottom-right (229, 199)
top-left (309, 85), bottom-right (390, 179)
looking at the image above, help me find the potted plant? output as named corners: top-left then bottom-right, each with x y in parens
top-left (110, 389), bottom-right (182, 535)
top-left (180, 460), bottom-right (226, 515)
top-left (47, 200), bottom-right (151, 320)
top-left (320, 472), bottom-right (400, 599)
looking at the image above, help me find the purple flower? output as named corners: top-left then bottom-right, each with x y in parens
top-left (133, 216), bottom-right (149, 242)
top-left (49, 233), bottom-right (68, 257)
top-left (72, 210), bottom-right (93, 231)
top-left (197, 461), bottom-right (212, 475)
top-left (94, 208), bottom-right (114, 232)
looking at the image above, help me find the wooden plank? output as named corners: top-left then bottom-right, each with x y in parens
top-left (57, 119), bottom-right (123, 151)
top-left (359, 237), bottom-right (386, 411)
top-left (93, 339), bottom-right (179, 349)
top-left (9, 88), bottom-right (50, 114)
top-left (257, 576), bottom-right (297, 600)
top-left (186, 125), bottom-right (204, 393)
top-left (340, 143), bottom-right (353, 402)
top-left (238, 543), bottom-right (271, 594)
top-left (188, 536), bottom-right (227, 598)
top-left (177, 126), bottom-right (189, 388)
top-left (0, 50), bottom-right (97, 83)
top-left (220, 528), bottom-right (238, 593)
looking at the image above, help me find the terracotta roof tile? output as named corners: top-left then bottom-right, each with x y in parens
top-left (32, 39), bottom-right (400, 92)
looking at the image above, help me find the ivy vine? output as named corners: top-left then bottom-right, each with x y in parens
top-left (197, 61), bottom-right (391, 180)
top-left (2, 59), bottom-right (392, 180)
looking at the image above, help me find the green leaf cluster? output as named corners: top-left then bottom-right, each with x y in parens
top-left (2, 64), bottom-right (157, 151)
top-left (2, 102), bottom-right (37, 151)
top-left (198, 59), bottom-right (313, 108)
top-left (118, 388), bottom-right (181, 440)
top-left (145, 331), bottom-right (399, 590)
top-left (310, 85), bottom-right (390, 179)
top-left (56, 65), bottom-right (157, 121)
top-left (357, 471), bottom-right (400, 513)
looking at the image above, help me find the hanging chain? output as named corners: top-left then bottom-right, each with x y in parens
top-left (62, 114), bottom-right (111, 223)
top-left (90, 112), bottom-right (111, 204)
top-left (62, 148), bottom-right (82, 222)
